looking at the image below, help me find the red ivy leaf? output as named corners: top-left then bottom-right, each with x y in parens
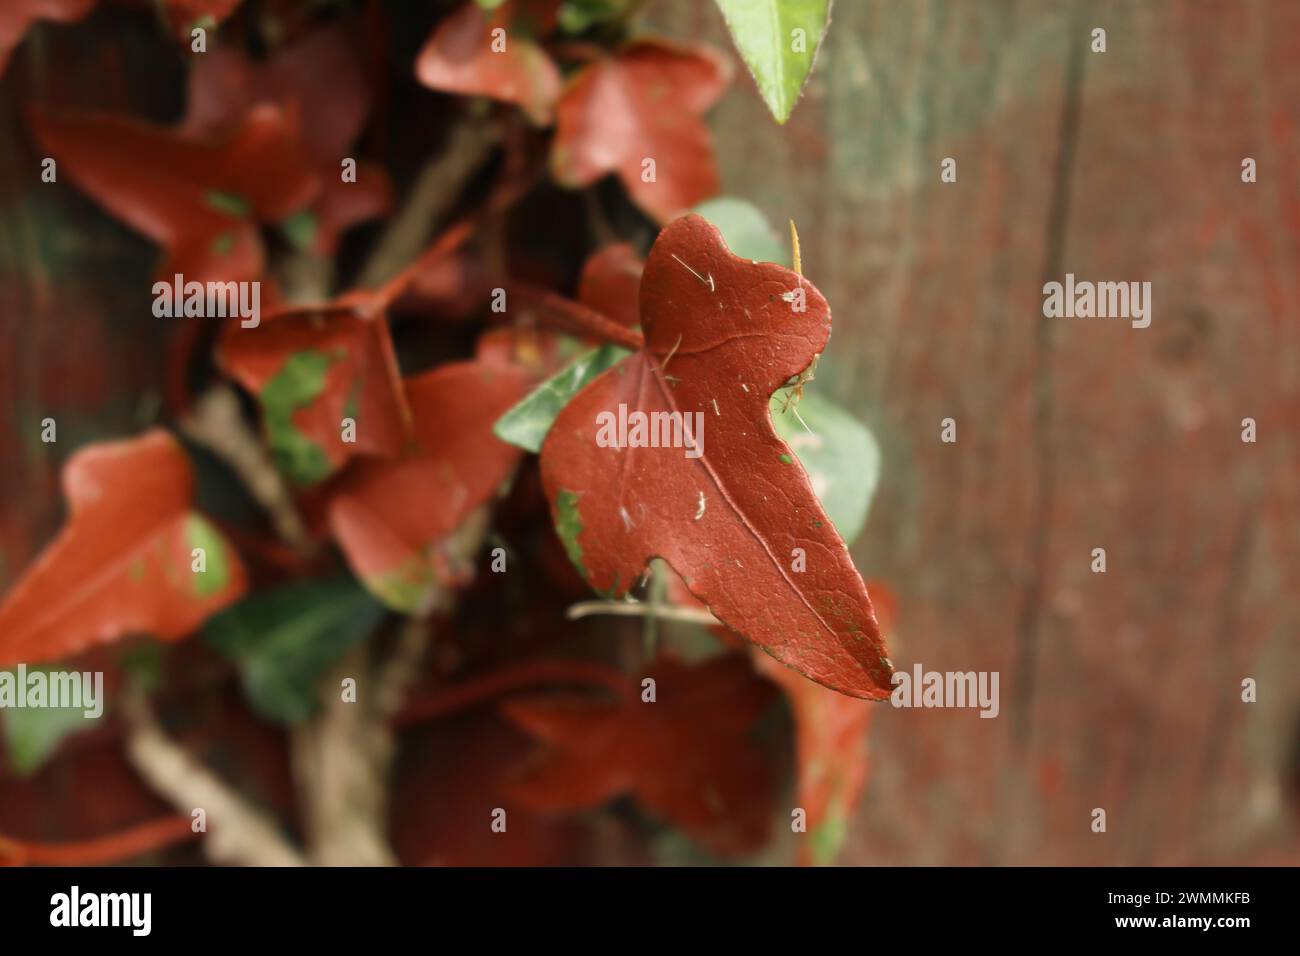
top-left (392, 713), bottom-right (586, 867)
top-left (755, 581), bottom-right (899, 865)
top-left (30, 104), bottom-right (319, 284)
top-left (502, 655), bottom-right (776, 856)
top-left (577, 243), bottom-right (644, 329)
top-left (476, 326), bottom-right (583, 380)
top-left (0, 0), bottom-right (95, 76)
top-left (218, 296), bottom-right (411, 486)
top-left (0, 430), bottom-right (247, 667)
top-left (219, 221), bottom-right (480, 487)
top-left (551, 40), bottom-right (730, 222)
top-left (540, 214), bottom-right (893, 699)
top-left (328, 360), bottom-right (530, 612)
top-left (161, 1), bottom-right (242, 39)
top-left (416, 1), bottom-right (562, 126)
top-left (182, 25), bottom-right (392, 255)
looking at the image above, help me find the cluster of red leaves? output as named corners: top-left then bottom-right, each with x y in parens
top-left (417, 1), bottom-right (731, 222)
top-left (27, 19), bottom-right (395, 286)
top-left (31, 103), bottom-right (318, 285)
top-left (181, 25), bottom-right (394, 257)
top-left (0, 1), bottom-right (893, 866)
top-left (1, 1), bottom-right (242, 75)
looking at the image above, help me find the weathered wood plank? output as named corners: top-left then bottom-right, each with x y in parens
top-left (651, 0), bottom-right (1300, 864)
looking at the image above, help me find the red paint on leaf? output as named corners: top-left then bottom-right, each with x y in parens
top-left (30, 104), bottom-right (318, 284)
top-left (0, 430), bottom-right (247, 667)
top-left (551, 40), bottom-right (730, 222)
top-left (502, 655), bottom-right (776, 856)
top-left (328, 360), bottom-right (530, 611)
top-left (416, 1), bottom-right (562, 126)
top-left (539, 214), bottom-right (893, 698)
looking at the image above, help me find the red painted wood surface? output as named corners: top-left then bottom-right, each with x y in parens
top-left (650, 0), bottom-right (1300, 864)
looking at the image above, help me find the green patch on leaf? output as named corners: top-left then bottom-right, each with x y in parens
top-left (280, 210), bottom-right (318, 252)
top-left (714, 0), bottom-right (832, 124)
top-left (204, 576), bottom-right (386, 724)
top-left (558, 0), bottom-right (632, 33)
top-left (205, 190), bottom-right (251, 218)
top-left (810, 812), bottom-right (849, 866)
top-left (692, 198), bottom-right (786, 264)
top-left (185, 514), bottom-right (231, 597)
top-left (1, 668), bottom-right (96, 775)
top-left (363, 556), bottom-right (438, 616)
top-left (770, 391), bottom-right (880, 544)
top-left (261, 349), bottom-right (338, 486)
top-left (554, 491), bottom-right (589, 582)
top-left (494, 344), bottom-right (630, 453)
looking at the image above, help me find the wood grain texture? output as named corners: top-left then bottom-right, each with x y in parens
top-left (649, 0), bottom-right (1300, 864)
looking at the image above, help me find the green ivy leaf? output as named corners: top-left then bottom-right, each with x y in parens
top-left (494, 343), bottom-right (631, 453)
top-left (204, 577), bottom-right (386, 724)
top-left (280, 210), bottom-right (318, 252)
top-left (714, 0), bottom-right (832, 124)
top-left (770, 390), bottom-right (880, 543)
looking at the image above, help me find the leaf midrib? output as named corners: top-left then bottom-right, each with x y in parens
top-left (624, 353), bottom-right (849, 658)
